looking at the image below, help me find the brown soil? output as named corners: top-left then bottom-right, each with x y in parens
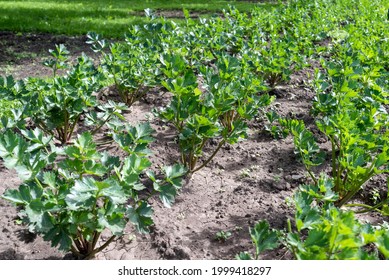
top-left (0, 32), bottom-right (387, 260)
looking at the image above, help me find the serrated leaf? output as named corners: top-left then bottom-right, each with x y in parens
top-left (83, 161), bottom-right (107, 176)
top-left (304, 229), bottom-right (329, 247)
top-left (155, 183), bottom-right (177, 208)
top-left (24, 202), bottom-right (53, 232)
top-left (126, 201), bottom-right (153, 234)
top-left (75, 132), bottom-right (96, 152)
top-left (64, 146), bottom-right (82, 158)
top-left (44, 226), bottom-right (72, 251)
top-left (164, 164), bottom-right (187, 180)
top-left (134, 122), bottom-right (155, 141)
top-left (99, 179), bottom-right (127, 204)
top-left (2, 189), bottom-right (24, 204)
top-left (236, 252), bottom-right (253, 260)
top-left (297, 208), bottom-right (321, 231)
top-left (250, 221), bottom-right (279, 256)
top-left (375, 152), bottom-right (388, 168)
top-left (65, 177), bottom-right (98, 210)
top-left (101, 151), bottom-right (120, 170)
top-left (98, 212), bottom-right (126, 235)
top-left (14, 165), bottom-right (33, 181)
top-left (121, 154), bottom-right (151, 181)
top-left (20, 128), bottom-right (52, 146)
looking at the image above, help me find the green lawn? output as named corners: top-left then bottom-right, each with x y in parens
top-left (0, 0), bottom-right (279, 38)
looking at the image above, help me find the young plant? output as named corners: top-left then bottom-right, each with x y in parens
top-left (215, 230), bottom-right (232, 242)
top-left (156, 53), bottom-right (273, 172)
top-left (1, 53), bottom-right (103, 144)
top-left (280, 118), bottom-right (325, 184)
top-left (236, 221), bottom-right (279, 260)
top-left (243, 35), bottom-right (303, 91)
top-left (271, 55), bottom-right (389, 209)
top-left (238, 176), bottom-right (389, 260)
top-left (0, 123), bottom-right (186, 259)
top-left (84, 100), bottom-right (127, 136)
top-left (87, 32), bottom-right (158, 107)
top-left (312, 58), bottom-right (389, 207)
top-left (43, 44), bottom-right (70, 77)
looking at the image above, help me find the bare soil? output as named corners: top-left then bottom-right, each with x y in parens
top-left (0, 32), bottom-right (387, 260)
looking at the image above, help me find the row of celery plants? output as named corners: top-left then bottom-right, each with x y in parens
top-left (246, 0), bottom-right (389, 259)
top-left (0, 45), bottom-right (187, 259)
top-left (1, 0), bottom-right (388, 259)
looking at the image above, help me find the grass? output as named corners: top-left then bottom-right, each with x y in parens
top-left (0, 0), bottom-right (280, 38)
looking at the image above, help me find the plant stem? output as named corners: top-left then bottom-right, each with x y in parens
top-left (63, 109), bottom-right (69, 144)
top-left (330, 136), bottom-right (337, 191)
top-left (36, 123), bottom-right (53, 137)
top-left (74, 238), bottom-right (84, 253)
top-left (95, 139), bottom-right (114, 146)
top-left (91, 114), bottom-right (113, 135)
top-left (192, 139), bottom-right (226, 173)
top-left (70, 245), bottom-right (84, 259)
top-left (344, 198), bottom-right (389, 214)
top-left (84, 235), bottom-right (116, 260)
top-left (92, 232), bottom-right (101, 250)
top-left (306, 167), bottom-right (318, 185)
top-left (335, 170), bottom-right (375, 207)
top-left (67, 114), bottom-right (81, 142)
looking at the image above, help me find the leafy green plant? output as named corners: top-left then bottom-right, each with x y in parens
top-left (156, 53), bottom-right (273, 172)
top-left (238, 175), bottom-right (389, 260)
top-left (0, 123), bottom-right (186, 259)
top-left (84, 100), bottom-right (128, 136)
top-left (236, 221), bottom-right (279, 260)
top-left (243, 35), bottom-right (303, 90)
top-left (43, 44), bottom-right (70, 77)
top-left (312, 58), bottom-right (389, 207)
top-left (215, 230), bottom-right (232, 242)
top-left (270, 54), bottom-right (389, 209)
top-left (87, 32), bottom-right (158, 107)
top-left (280, 118), bottom-right (325, 184)
top-left (1, 53), bottom-right (104, 144)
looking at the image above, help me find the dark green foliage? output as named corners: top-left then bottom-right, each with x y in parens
top-left (1, 125), bottom-right (186, 259)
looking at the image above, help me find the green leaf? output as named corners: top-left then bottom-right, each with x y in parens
top-left (163, 164), bottom-right (187, 188)
top-left (99, 179), bottom-right (127, 204)
top-left (236, 252), bottom-right (253, 260)
top-left (98, 212), bottom-right (126, 236)
top-left (296, 208), bottom-right (321, 231)
top-left (24, 202), bottom-right (54, 232)
top-left (44, 226), bottom-right (72, 251)
top-left (146, 170), bottom-right (156, 182)
top-left (42, 172), bottom-right (57, 188)
top-left (65, 177), bottom-right (98, 210)
top-left (2, 189), bottom-right (24, 204)
top-left (101, 151), bottom-right (120, 170)
top-left (155, 183), bottom-right (177, 208)
top-left (0, 130), bottom-right (28, 169)
top-left (126, 201), bottom-right (153, 234)
top-left (375, 152), bottom-right (388, 168)
top-left (133, 122), bottom-right (155, 142)
top-left (376, 232), bottom-right (389, 259)
top-left (21, 128), bottom-right (52, 146)
top-left (14, 165), bottom-right (33, 181)
top-left (113, 122), bottom-right (155, 156)
top-left (64, 146), bottom-right (82, 158)
top-left (249, 221), bottom-right (279, 256)
top-left (121, 154), bottom-right (151, 184)
top-left (305, 229), bottom-right (329, 248)
top-left (3, 183), bottom-right (43, 205)
top-left (74, 132), bottom-right (98, 157)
